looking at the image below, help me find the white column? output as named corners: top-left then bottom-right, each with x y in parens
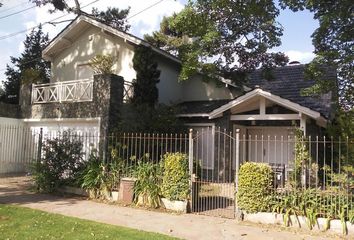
top-left (300, 113), bottom-right (307, 136)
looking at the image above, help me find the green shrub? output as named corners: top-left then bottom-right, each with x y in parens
top-left (32, 131), bottom-right (84, 192)
top-left (78, 153), bottom-right (108, 199)
top-left (237, 162), bottom-right (273, 213)
top-left (78, 152), bottom-right (126, 199)
top-left (89, 54), bottom-right (114, 74)
top-left (161, 152), bottom-right (189, 201)
top-left (133, 160), bottom-right (161, 208)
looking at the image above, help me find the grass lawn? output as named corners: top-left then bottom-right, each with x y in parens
top-left (0, 204), bottom-right (178, 240)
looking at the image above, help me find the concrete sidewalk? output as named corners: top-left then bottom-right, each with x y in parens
top-left (0, 176), bottom-right (338, 240)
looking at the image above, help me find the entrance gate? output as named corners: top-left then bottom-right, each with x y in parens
top-left (189, 128), bottom-right (239, 218)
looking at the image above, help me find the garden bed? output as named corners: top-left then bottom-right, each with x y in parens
top-left (243, 212), bottom-right (354, 236)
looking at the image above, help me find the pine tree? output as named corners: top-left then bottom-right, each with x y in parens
top-left (91, 7), bottom-right (130, 32)
top-left (1, 25), bottom-right (50, 104)
top-left (131, 46), bottom-right (160, 108)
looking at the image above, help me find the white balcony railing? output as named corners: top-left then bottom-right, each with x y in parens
top-left (31, 79), bottom-right (94, 104)
top-left (123, 81), bottom-right (133, 103)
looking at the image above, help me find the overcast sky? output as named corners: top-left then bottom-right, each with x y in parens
top-left (0, 0), bottom-right (318, 85)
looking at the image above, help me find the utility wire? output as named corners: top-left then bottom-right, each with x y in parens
top-left (127, 0), bottom-right (165, 20)
top-left (0, 0), bottom-right (168, 72)
top-left (0, 5), bottom-right (36, 20)
top-left (0, 1), bottom-right (30, 14)
top-left (0, 0), bottom-right (100, 41)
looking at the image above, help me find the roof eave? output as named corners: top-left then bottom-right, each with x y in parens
top-left (209, 88), bottom-right (326, 123)
top-left (42, 15), bottom-right (181, 64)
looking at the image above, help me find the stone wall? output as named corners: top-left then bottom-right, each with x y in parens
top-left (0, 102), bottom-right (20, 118)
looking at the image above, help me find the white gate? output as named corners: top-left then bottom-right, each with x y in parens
top-left (0, 118), bottom-right (40, 175)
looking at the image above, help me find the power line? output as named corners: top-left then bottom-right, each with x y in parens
top-left (0, 0), bottom-right (100, 41)
top-left (0, 1), bottom-right (30, 14)
top-left (0, 0), bottom-right (169, 72)
top-left (127, 0), bottom-right (165, 20)
top-left (0, 5), bottom-right (36, 20)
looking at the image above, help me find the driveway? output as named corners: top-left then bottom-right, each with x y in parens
top-left (0, 176), bottom-right (340, 240)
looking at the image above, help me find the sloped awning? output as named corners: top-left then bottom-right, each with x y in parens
top-left (209, 88), bottom-right (327, 127)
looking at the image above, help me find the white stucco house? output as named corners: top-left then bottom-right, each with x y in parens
top-left (3, 14), bottom-right (336, 174)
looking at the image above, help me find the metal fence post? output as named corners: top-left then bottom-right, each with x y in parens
top-left (188, 129), bottom-right (193, 211)
top-left (37, 128), bottom-right (43, 164)
top-left (234, 128), bottom-right (240, 219)
top-left (235, 128), bottom-right (240, 191)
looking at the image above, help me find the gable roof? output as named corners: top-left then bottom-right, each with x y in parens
top-left (42, 14), bottom-right (181, 64)
top-left (246, 64), bottom-right (336, 119)
top-left (178, 88), bottom-right (328, 125)
top-left (209, 88), bottom-right (324, 120)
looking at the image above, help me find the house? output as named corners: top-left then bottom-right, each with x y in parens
top-left (9, 14), bottom-right (336, 176)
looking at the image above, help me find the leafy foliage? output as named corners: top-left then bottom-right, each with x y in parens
top-left (78, 152), bottom-right (125, 199)
top-left (78, 153), bottom-right (107, 199)
top-left (91, 7), bottom-right (130, 31)
top-left (30, 0), bottom-right (81, 13)
top-left (131, 46), bottom-right (160, 108)
top-left (1, 26), bottom-right (50, 104)
top-left (88, 54), bottom-right (114, 75)
top-left (118, 103), bottom-right (183, 133)
top-left (32, 131), bottom-right (84, 193)
top-left (237, 162), bottom-right (274, 213)
top-left (145, 0), bottom-right (288, 83)
top-left (161, 153), bottom-right (189, 201)
top-left (133, 160), bottom-right (162, 208)
top-left (280, 0), bottom-right (353, 109)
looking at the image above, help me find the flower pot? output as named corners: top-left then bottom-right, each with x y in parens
top-left (161, 198), bottom-right (188, 213)
top-left (111, 191), bottom-right (119, 202)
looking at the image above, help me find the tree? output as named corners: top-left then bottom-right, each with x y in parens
top-left (145, 0), bottom-right (289, 83)
top-left (280, 0), bottom-right (353, 110)
top-left (117, 46), bottom-right (182, 133)
top-left (30, 1), bottom-right (131, 31)
top-left (1, 26), bottom-right (50, 104)
top-left (91, 7), bottom-right (130, 32)
top-left (131, 46), bottom-right (160, 108)
top-left (30, 0), bottom-right (81, 13)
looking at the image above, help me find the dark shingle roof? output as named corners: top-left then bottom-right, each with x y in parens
top-left (177, 64), bottom-right (336, 119)
top-left (177, 100), bottom-right (231, 114)
top-left (246, 64), bottom-right (336, 119)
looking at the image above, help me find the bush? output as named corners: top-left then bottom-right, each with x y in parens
top-left (32, 131), bottom-right (84, 192)
top-left (161, 152), bottom-right (189, 201)
top-left (78, 152), bottom-right (126, 199)
top-left (133, 160), bottom-right (161, 208)
top-left (237, 162), bottom-right (273, 213)
top-left (78, 153), bottom-right (108, 199)
top-left (89, 54), bottom-right (114, 74)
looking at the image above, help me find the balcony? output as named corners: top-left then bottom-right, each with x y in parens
top-left (32, 79), bottom-right (94, 104)
top-left (31, 79), bottom-right (133, 104)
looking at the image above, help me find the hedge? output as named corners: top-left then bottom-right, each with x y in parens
top-left (237, 162), bottom-right (274, 213)
top-left (161, 152), bottom-right (189, 201)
